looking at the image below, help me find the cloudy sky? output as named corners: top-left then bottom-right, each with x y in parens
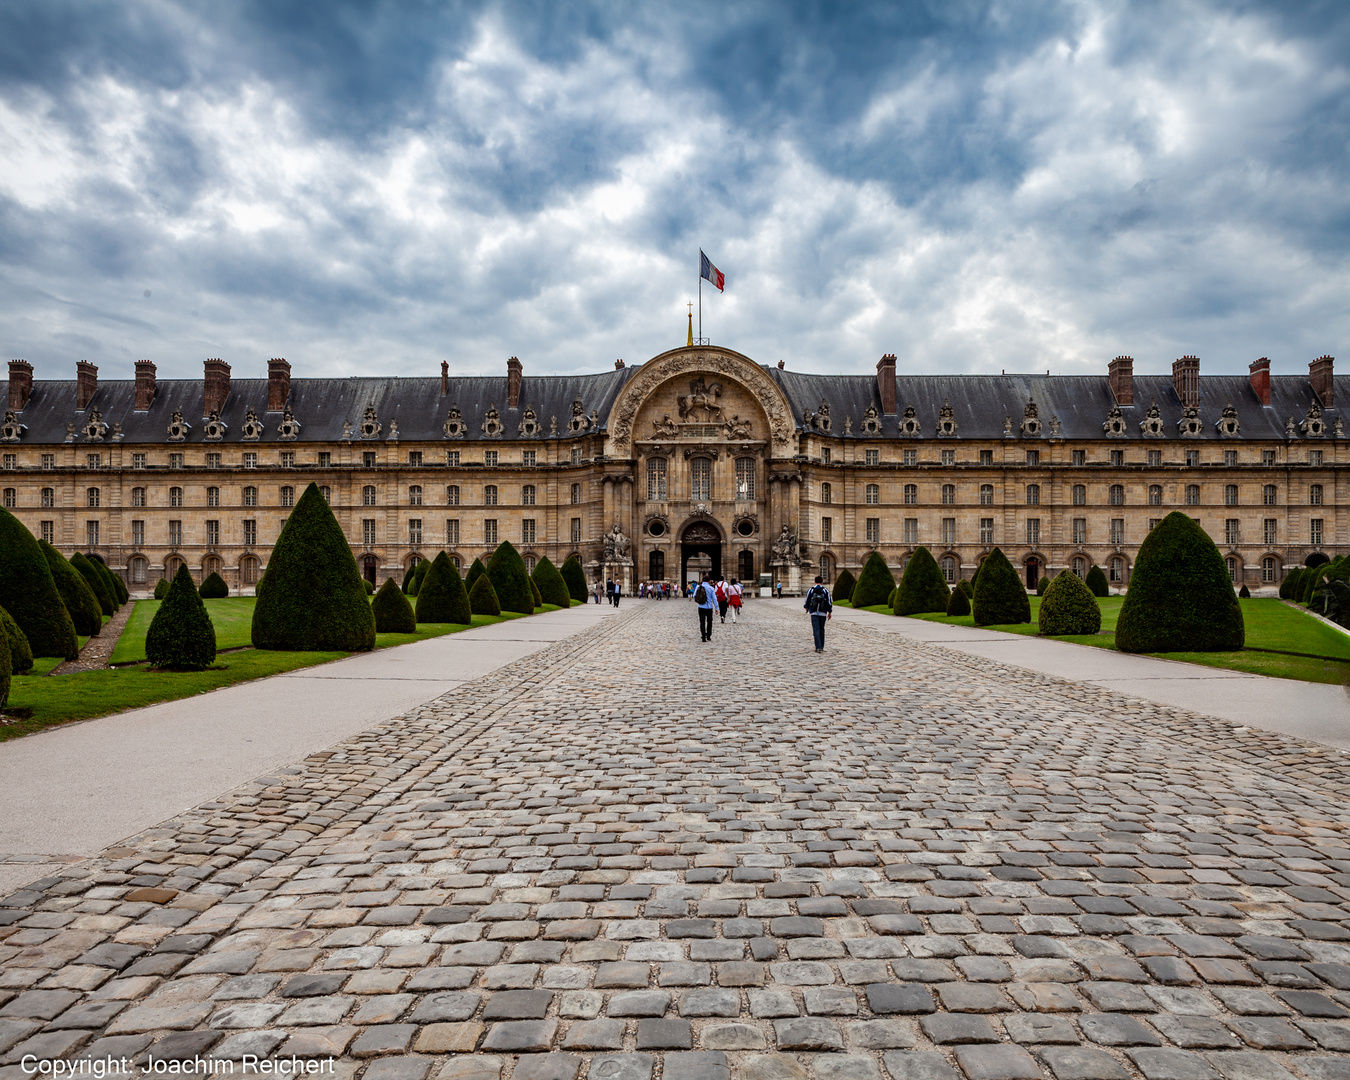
top-left (1, 1), bottom-right (1347, 384)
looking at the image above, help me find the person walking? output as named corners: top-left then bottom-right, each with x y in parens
top-left (728, 578), bottom-right (742, 622)
top-left (803, 574), bottom-right (832, 652)
top-left (715, 576), bottom-right (730, 623)
top-left (693, 574), bottom-right (716, 641)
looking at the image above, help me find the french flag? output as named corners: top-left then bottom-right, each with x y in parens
top-left (700, 250), bottom-right (725, 292)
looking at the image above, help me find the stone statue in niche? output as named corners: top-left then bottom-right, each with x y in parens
top-left (771, 524), bottom-right (801, 566)
top-left (603, 524), bottom-right (631, 562)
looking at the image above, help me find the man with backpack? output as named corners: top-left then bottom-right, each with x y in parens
top-left (693, 575), bottom-right (717, 641)
top-left (803, 575), bottom-right (833, 652)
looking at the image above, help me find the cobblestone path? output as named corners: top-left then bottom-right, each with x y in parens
top-left (3, 602), bottom-right (1350, 1080)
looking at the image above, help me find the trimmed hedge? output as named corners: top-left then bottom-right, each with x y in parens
top-left (946, 587), bottom-right (970, 616)
top-left (972, 548), bottom-right (1031, 626)
top-left (469, 572), bottom-right (501, 616)
top-left (372, 576), bottom-right (417, 632)
top-left (851, 552), bottom-right (896, 608)
top-left (833, 568), bottom-right (856, 604)
top-left (1038, 569), bottom-right (1102, 636)
top-left (72, 552), bottom-right (115, 617)
top-left (154, 578), bottom-right (170, 600)
top-left (415, 552), bottom-right (472, 625)
top-left (200, 572), bottom-right (229, 599)
top-left (0, 608), bottom-right (10, 709)
top-left (561, 555), bottom-right (588, 603)
top-left (0, 508), bottom-right (78, 660)
top-left (0, 604), bottom-right (32, 675)
top-left (145, 564), bottom-right (217, 670)
top-left (532, 556), bottom-right (572, 608)
top-left (1036, 575), bottom-right (1050, 597)
top-left (466, 558), bottom-right (487, 594)
top-left (41, 541), bottom-right (102, 638)
top-left (1116, 511), bottom-right (1244, 653)
top-left (893, 546), bottom-right (950, 616)
top-left (1085, 564), bottom-right (1109, 597)
top-left (487, 541), bottom-right (535, 615)
top-left (251, 482), bottom-right (376, 651)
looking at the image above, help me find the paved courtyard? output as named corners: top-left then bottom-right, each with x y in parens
top-left (2, 600), bottom-right (1350, 1080)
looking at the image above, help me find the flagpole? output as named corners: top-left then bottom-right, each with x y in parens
top-left (698, 268), bottom-right (702, 345)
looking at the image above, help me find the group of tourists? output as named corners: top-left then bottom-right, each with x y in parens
top-left (689, 575), bottom-right (746, 641)
top-left (637, 581), bottom-right (674, 599)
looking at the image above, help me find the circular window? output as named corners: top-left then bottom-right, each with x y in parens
top-left (648, 520), bottom-right (666, 537)
top-left (736, 519), bottom-right (755, 537)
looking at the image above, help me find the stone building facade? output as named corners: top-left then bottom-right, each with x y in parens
top-left (1, 347), bottom-right (1343, 594)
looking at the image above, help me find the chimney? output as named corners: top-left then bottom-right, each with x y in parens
top-left (76, 361), bottom-right (98, 410)
top-left (267, 358), bottom-right (291, 411)
top-left (615, 358), bottom-right (625, 369)
top-left (134, 360), bottom-right (157, 411)
top-left (507, 356), bottom-right (523, 409)
top-left (876, 353), bottom-right (897, 414)
top-left (1108, 355), bottom-right (1134, 406)
top-left (203, 358), bottom-right (231, 417)
top-left (1172, 355), bottom-right (1200, 407)
top-left (440, 361), bottom-right (449, 396)
top-left (1310, 355), bottom-right (1334, 408)
top-left (1249, 357), bottom-right (1271, 406)
top-left (8, 360), bottom-right (33, 411)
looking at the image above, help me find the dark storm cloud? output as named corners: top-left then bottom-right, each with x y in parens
top-left (0, 0), bottom-right (1347, 383)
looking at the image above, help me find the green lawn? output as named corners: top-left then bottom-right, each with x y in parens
top-left (112, 597), bottom-right (257, 663)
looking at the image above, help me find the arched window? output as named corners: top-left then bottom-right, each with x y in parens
top-left (409, 485), bottom-right (423, 506)
top-left (524, 555), bottom-right (536, 574)
top-left (1149, 484), bottom-right (1162, 506)
top-left (281, 485), bottom-right (295, 507)
top-left (484, 484), bottom-right (498, 506)
top-left (129, 556), bottom-right (148, 585)
top-left (240, 555), bottom-right (260, 585)
top-left (449, 554), bottom-right (461, 571)
top-left (169, 486), bottom-right (183, 507)
top-left (1310, 484), bottom-right (1324, 506)
top-left (647, 457), bottom-right (667, 501)
top-left (1224, 484), bottom-right (1238, 507)
top-left (87, 487), bottom-right (100, 508)
top-left (132, 487), bottom-right (146, 507)
top-left (691, 458), bottom-right (711, 501)
top-left (164, 555), bottom-right (183, 579)
top-left (522, 484), bottom-right (536, 506)
top-left (1263, 484), bottom-right (1277, 506)
top-left (42, 487), bottom-right (54, 508)
top-left (203, 555), bottom-right (222, 578)
top-left (1109, 484), bottom-right (1124, 506)
top-left (939, 556), bottom-right (956, 583)
top-left (1071, 556), bottom-right (1087, 579)
top-left (1026, 484), bottom-right (1040, 506)
top-left (735, 457), bottom-right (755, 501)
top-left (1185, 484), bottom-right (1200, 506)
top-left (903, 484), bottom-right (918, 505)
top-left (941, 484), bottom-right (955, 505)
top-left (447, 485), bottom-right (460, 506)
top-left (1225, 556), bottom-right (1238, 582)
top-left (819, 553), bottom-right (834, 584)
top-left (1262, 557), bottom-right (1277, 583)
top-left (1108, 556), bottom-right (1127, 584)
top-left (363, 485), bottom-right (377, 506)
top-left (243, 486), bottom-right (257, 507)
top-left (979, 484), bottom-right (993, 506)
top-left (1072, 484), bottom-right (1085, 506)
top-left (821, 482), bottom-right (832, 505)
top-left (866, 484), bottom-right (880, 505)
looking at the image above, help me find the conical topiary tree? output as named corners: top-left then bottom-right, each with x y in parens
top-left (0, 604), bottom-right (33, 675)
top-left (469, 571), bottom-right (501, 616)
top-left (90, 555), bottom-right (128, 605)
top-left (1036, 575), bottom-right (1051, 596)
top-left (972, 548), bottom-right (1031, 626)
top-left (1038, 569), bottom-right (1102, 636)
top-left (251, 482), bottom-right (376, 651)
top-left (529, 574), bottom-right (542, 607)
top-left (851, 552), bottom-right (896, 608)
top-left (71, 552), bottom-right (115, 617)
top-left (408, 558), bottom-right (431, 597)
top-left (415, 552), bottom-right (472, 624)
top-left (1238, 583), bottom-right (1251, 598)
top-left (40, 541), bottom-right (102, 638)
top-left (946, 587), bottom-right (970, 617)
top-left (0, 508), bottom-right (77, 660)
top-left (561, 555), bottom-right (588, 603)
top-left (833, 568), bottom-right (856, 604)
top-left (1085, 564), bottom-right (1109, 598)
top-left (487, 541), bottom-right (534, 615)
top-left (146, 564), bottom-right (217, 670)
top-left (402, 563), bottom-right (417, 593)
top-left (893, 546), bottom-right (950, 616)
top-left (153, 578), bottom-right (170, 600)
top-left (957, 578), bottom-right (974, 598)
top-left (532, 556), bottom-right (572, 608)
top-left (466, 557), bottom-right (487, 594)
top-left (85, 554), bottom-right (122, 609)
top-left (199, 572), bottom-right (229, 599)
top-left (1116, 511), bottom-right (1244, 653)
top-left (1279, 566), bottom-right (1303, 600)
top-left (363, 577), bottom-right (374, 595)
top-left (372, 576), bottom-right (417, 632)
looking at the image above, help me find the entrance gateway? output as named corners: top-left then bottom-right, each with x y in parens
top-left (680, 521), bottom-right (722, 589)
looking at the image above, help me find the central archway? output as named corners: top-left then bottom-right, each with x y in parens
top-left (680, 520), bottom-right (722, 589)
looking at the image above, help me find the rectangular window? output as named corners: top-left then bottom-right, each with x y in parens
top-left (866, 483), bottom-right (880, 505)
top-left (243, 452), bottom-right (257, 469)
top-left (1072, 518), bottom-right (1086, 544)
top-left (1311, 519), bottom-right (1323, 546)
top-left (1026, 484), bottom-right (1040, 506)
top-left (87, 520), bottom-right (99, 547)
top-left (168, 486), bottom-right (183, 507)
top-left (281, 451), bottom-right (295, 468)
top-left (980, 449), bottom-right (993, 466)
top-left (941, 449), bottom-right (955, 466)
top-left (522, 484), bottom-right (536, 506)
top-left (43, 453), bottom-right (56, 469)
top-left (168, 520), bottom-right (182, 547)
top-left (571, 447), bottom-right (583, 466)
top-left (691, 458), bottom-right (711, 501)
top-left (409, 485), bottom-right (423, 506)
top-left (865, 449), bottom-right (880, 466)
top-left (241, 485), bottom-right (259, 508)
top-left (821, 517), bottom-right (832, 543)
top-left (1309, 484), bottom-right (1323, 506)
top-left (865, 517), bottom-right (880, 545)
top-left (522, 518), bottom-right (536, 544)
top-left (363, 451), bottom-right (377, 468)
top-left (571, 482), bottom-right (583, 505)
top-left (1026, 450), bottom-right (1040, 466)
top-left (408, 451), bottom-right (423, 468)
top-left (485, 518), bottom-right (498, 545)
top-left (903, 483), bottom-right (917, 505)
top-left (207, 486), bottom-right (220, 507)
top-left (484, 450), bottom-right (499, 467)
top-left (903, 449), bottom-right (917, 467)
top-left (1262, 450), bottom-right (1276, 466)
top-left (980, 517), bottom-right (994, 545)
top-left (1072, 484), bottom-right (1086, 506)
top-left (446, 518), bottom-right (460, 546)
top-left (206, 520), bottom-right (220, 546)
top-left (281, 485), bottom-right (295, 507)
top-left (1310, 450), bottom-right (1323, 466)
top-left (1186, 450), bottom-right (1200, 467)
top-left (979, 484), bottom-right (993, 506)
top-left (1185, 484), bottom-right (1200, 506)
top-left (362, 519), bottom-right (377, 546)
top-left (40, 520), bottom-right (54, 543)
top-left (43, 487), bottom-right (56, 507)
top-left (1263, 484), bottom-right (1277, 505)
top-left (903, 518), bottom-right (918, 544)
top-left (132, 520), bottom-right (145, 547)
top-left (522, 450), bottom-right (536, 467)
top-left (206, 452), bottom-right (221, 470)
top-left (941, 484), bottom-right (955, 505)
top-left (131, 453), bottom-right (145, 470)
top-left (1149, 484), bottom-right (1162, 506)
top-left (1149, 518), bottom-right (1161, 532)
top-left (821, 482), bottom-right (832, 504)
top-left (1224, 519), bottom-right (1239, 545)
top-left (2, 488), bottom-right (14, 508)
top-left (409, 519), bottom-right (423, 545)
top-left (1111, 518), bottom-right (1125, 545)
top-left (1072, 450), bottom-right (1086, 467)
top-left (1224, 450), bottom-right (1238, 467)
top-left (1225, 484), bottom-right (1239, 506)
top-left (447, 484), bottom-right (460, 506)
top-left (1148, 450), bottom-right (1162, 467)
top-left (243, 520), bottom-right (257, 547)
top-left (446, 450), bottom-right (460, 467)
top-left (363, 485), bottom-right (377, 506)
top-left (1110, 450), bottom-right (1124, 467)
top-left (735, 458), bottom-right (755, 501)
top-left (941, 517), bottom-right (956, 545)
top-left (87, 453), bottom-right (100, 469)
top-left (169, 453), bottom-right (183, 469)
top-left (1264, 518), bottom-right (1277, 545)
top-left (1110, 484), bottom-right (1124, 506)
top-left (571, 517), bottom-right (581, 544)
top-left (821, 447), bottom-right (831, 465)
top-left (1026, 518), bottom-right (1040, 546)
top-left (318, 451), bottom-right (332, 468)
top-left (484, 484), bottom-right (498, 506)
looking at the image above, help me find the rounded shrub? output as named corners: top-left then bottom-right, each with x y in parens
top-left (363, 577), bottom-right (374, 595)
top-left (71, 552), bottom-right (115, 617)
top-left (946, 587), bottom-right (970, 617)
top-left (372, 576), bottom-right (417, 633)
top-left (561, 555), bottom-right (588, 603)
top-left (466, 557), bottom-right (487, 594)
top-left (469, 571), bottom-right (501, 616)
top-left (40, 541), bottom-right (102, 638)
top-left (416, 552), bottom-right (472, 624)
top-left (833, 568), bottom-right (856, 605)
top-left (0, 604), bottom-right (33, 675)
top-left (972, 548), bottom-right (1031, 626)
top-left (1238, 584), bottom-right (1251, 599)
top-left (1116, 510), bottom-right (1244, 653)
top-left (145, 564), bottom-right (217, 670)
top-left (487, 541), bottom-right (535, 615)
top-left (1085, 564), bottom-right (1109, 598)
top-left (153, 578), bottom-right (170, 600)
top-left (251, 482), bottom-right (376, 652)
top-left (0, 508), bottom-right (78, 660)
top-left (893, 546), bottom-right (950, 616)
top-left (199, 572), bottom-right (229, 599)
top-left (851, 552), bottom-right (896, 608)
top-left (1038, 570), bottom-right (1102, 636)
top-left (1036, 575), bottom-right (1051, 597)
top-left (532, 556), bottom-right (572, 608)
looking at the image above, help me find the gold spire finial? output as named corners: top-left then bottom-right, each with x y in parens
top-left (687, 302), bottom-right (694, 347)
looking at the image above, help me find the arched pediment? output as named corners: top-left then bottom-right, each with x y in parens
top-left (606, 347), bottom-right (796, 459)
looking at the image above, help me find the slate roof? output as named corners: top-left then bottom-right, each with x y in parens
top-left (2, 368), bottom-right (1342, 444)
